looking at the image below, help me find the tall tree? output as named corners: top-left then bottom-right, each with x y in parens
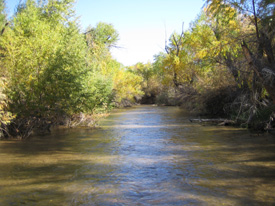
top-left (0, 0), bottom-right (96, 137)
top-left (205, 0), bottom-right (275, 103)
top-left (0, 0), bottom-right (13, 138)
top-left (164, 23), bottom-right (186, 88)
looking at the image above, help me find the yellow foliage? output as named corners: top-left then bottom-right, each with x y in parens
top-left (113, 70), bottom-right (144, 103)
top-left (0, 78), bottom-right (15, 127)
top-left (173, 56), bottom-right (180, 66)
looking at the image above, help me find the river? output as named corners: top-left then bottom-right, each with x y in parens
top-left (0, 106), bottom-right (275, 205)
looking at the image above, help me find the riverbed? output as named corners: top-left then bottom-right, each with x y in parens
top-left (0, 106), bottom-right (275, 205)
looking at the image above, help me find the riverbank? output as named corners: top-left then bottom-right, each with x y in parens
top-left (0, 112), bottom-right (110, 140)
top-left (139, 84), bottom-right (275, 133)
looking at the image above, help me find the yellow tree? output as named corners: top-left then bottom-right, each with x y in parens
top-left (112, 69), bottom-right (144, 105)
top-left (205, 0), bottom-right (275, 103)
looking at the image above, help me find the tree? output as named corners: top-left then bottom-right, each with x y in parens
top-left (85, 22), bottom-right (119, 73)
top-left (85, 22), bottom-right (119, 49)
top-left (112, 69), bottom-right (144, 105)
top-left (84, 22), bottom-right (145, 106)
top-left (164, 23), bottom-right (187, 88)
top-left (0, 0), bottom-right (13, 138)
top-left (0, 0), bottom-right (98, 137)
top-left (205, 0), bottom-right (275, 103)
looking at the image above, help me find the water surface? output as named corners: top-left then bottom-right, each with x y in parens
top-left (0, 106), bottom-right (275, 205)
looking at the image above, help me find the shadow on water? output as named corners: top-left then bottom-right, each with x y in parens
top-left (0, 106), bottom-right (275, 205)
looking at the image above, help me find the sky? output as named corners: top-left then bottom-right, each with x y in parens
top-left (5, 0), bottom-right (205, 66)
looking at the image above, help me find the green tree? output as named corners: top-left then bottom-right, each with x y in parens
top-left (3, 0), bottom-right (88, 115)
top-left (85, 22), bottom-right (119, 49)
top-left (85, 22), bottom-right (119, 75)
top-left (0, 0), bottom-right (98, 137)
top-left (85, 22), bottom-right (144, 106)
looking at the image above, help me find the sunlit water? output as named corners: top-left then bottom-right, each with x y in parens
top-left (1, 106), bottom-right (275, 205)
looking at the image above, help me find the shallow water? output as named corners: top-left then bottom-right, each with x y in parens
top-left (0, 106), bottom-right (275, 205)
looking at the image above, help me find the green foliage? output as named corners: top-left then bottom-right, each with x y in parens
top-left (81, 71), bottom-right (113, 113)
top-left (0, 0), bottom-right (123, 138)
top-left (85, 22), bottom-right (119, 75)
top-left (0, 0), bottom-right (6, 30)
top-left (86, 22), bottom-right (119, 49)
top-left (0, 0), bottom-right (147, 138)
top-left (1, 0), bottom-right (89, 118)
top-left (84, 22), bottom-right (144, 106)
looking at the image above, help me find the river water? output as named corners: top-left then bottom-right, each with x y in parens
top-left (0, 106), bottom-right (275, 205)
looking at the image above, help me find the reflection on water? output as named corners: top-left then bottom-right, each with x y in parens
top-left (0, 106), bottom-right (275, 205)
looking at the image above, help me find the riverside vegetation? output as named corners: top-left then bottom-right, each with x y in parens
top-left (0, 0), bottom-right (275, 139)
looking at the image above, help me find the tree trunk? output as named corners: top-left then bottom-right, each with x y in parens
top-left (242, 41), bottom-right (275, 104)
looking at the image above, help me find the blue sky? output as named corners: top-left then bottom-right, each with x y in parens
top-left (5, 0), bottom-right (205, 66)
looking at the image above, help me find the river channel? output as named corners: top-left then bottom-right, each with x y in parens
top-left (0, 106), bottom-right (275, 205)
